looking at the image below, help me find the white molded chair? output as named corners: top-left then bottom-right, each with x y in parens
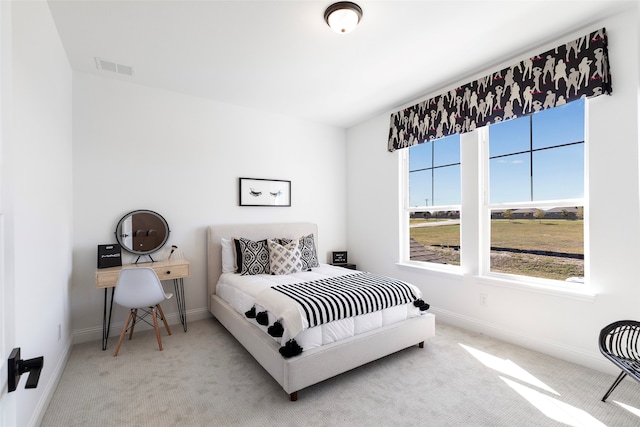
top-left (113, 267), bottom-right (173, 356)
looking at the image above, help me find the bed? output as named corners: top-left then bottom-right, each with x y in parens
top-left (207, 222), bottom-right (435, 401)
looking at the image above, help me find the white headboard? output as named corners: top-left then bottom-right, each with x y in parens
top-left (207, 223), bottom-right (318, 306)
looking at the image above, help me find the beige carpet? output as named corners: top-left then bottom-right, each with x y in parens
top-left (41, 318), bottom-right (640, 426)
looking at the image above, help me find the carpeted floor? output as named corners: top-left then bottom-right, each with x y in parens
top-left (41, 318), bottom-right (640, 426)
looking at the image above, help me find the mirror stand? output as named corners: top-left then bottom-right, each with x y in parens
top-left (134, 254), bottom-right (156, 264)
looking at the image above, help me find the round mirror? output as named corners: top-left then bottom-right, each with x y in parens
top-left (115, 210), bottom-right (170, 255)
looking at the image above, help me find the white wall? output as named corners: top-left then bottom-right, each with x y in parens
top-left (4, 2), bottom-right (73, 426)
top-left (6, 2), bottom-right (634, 425)
top-left (346, 9), bottom-right (640, 373)
top-left (71, 73), bottom-right (348, 341)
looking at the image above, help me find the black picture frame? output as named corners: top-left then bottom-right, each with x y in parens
top-left (332, 251), bottom-right (348, 264)
top-left (239, 178), bottom-right (291, 207)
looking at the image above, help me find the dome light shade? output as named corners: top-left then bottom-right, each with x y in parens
top-left (324, 2), bottom-right (363, 34)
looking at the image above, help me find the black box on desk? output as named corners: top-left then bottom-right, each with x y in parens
top-left (97, 244), bottom-right (122, 269)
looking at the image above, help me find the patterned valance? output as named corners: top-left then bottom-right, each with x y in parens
top-left (388, 28), bottom-right (611, 152)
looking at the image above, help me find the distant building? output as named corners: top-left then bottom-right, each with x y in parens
top-left (491, 207), bottom-right (580, 219)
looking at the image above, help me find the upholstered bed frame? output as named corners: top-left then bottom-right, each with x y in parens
top-left (207, 222), bottom-right (436, 401)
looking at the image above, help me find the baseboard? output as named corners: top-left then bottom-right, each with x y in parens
top-left (72, 307), bottom-right (213, 345)
top-left (430, 307), bottom-right (616, 375)
top-left (31, 337), bottom-right (73, 427)
top-left (73, 304), bottom-right (614, 374)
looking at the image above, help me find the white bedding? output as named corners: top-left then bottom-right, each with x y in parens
top-left (216, 263), bottom-right (424, 352)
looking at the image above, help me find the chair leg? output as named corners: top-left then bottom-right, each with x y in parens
top-left (602, 371), bottom-right (627, 402)
top-left (128, 309), bottom-right (138, 340)
top-left (157, 304), bottom-right (172, 336)
top-left (152, 306), bottom-right (163, 351)
top-left (114, 311), bottom-right (133, 357)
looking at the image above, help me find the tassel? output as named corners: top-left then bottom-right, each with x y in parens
top-left (256, 311), bottom-right (269, 326)
top-left (413, 299), bottom-right (430, 311)
top-left (268, 320), bottom-right (284, 337)
top-left (245, 306), bottom-right (256, 318)
top-left (279, 339), bottom-right (303, 358)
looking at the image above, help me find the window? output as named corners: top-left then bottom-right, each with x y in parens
top-left (407, 134), bottom-right (461, 266)
top-left (402, 100), bottom-right (586, 285)
top-left (486, 99), bottom-right (585, 282)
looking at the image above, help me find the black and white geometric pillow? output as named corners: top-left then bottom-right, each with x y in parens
top-left (268, 239), bottom-right (303, 275)
top-left (237, 238), bottom-right (270, 275)
top-left (280, 234), bottom-right (319, 271)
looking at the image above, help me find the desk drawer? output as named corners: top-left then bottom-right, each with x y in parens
top-left (96, 271), bottom-right (120, 288)
top-left (155, 263), bottom-right (189, 280)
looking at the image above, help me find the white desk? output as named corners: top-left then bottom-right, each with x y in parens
top-left (96, 259), bottom-right (190, 350)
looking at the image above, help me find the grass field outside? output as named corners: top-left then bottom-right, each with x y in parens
top-left (410, 218), bottom-right (584, 281)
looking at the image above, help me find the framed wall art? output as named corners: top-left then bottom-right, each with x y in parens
top-left (239, 177), bottom-right (291, 207)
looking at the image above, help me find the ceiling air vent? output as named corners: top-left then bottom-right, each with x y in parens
top-left (95, 58), bottom-right (134, 77)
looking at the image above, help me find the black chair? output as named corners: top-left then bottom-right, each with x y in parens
top-left (599, 320), bottom-right (640, 401)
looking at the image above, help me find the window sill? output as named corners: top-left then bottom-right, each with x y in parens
top-left (476, 274), bottom-right (596, 302)
top-left (395, 261), bottom-right (463, 277)
top-left (395, 262), bottom-right (595, 302)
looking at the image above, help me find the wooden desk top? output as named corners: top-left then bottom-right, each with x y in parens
top-left (95, 258), bottom-right (190, 289)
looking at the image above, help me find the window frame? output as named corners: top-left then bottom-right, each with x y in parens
top-left (400, 101), bottom-right (589, 293)
top-left (479, 104), bottom-right (588, 289)
top-left (402, 136), bottom-right (462, 272)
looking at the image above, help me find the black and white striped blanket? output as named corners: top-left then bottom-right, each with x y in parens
top-left (274, 272), bottom-right (417, 327)
top-left (253, 272), bottom-right (419, 338)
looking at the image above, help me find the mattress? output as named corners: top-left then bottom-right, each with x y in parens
top-left (216, 264), bottom-right (425, 352)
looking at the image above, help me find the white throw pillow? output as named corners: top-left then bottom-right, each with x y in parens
top-left (279, 234), bottom-right (319, 271)
top-left (221, 238), bottom-right (236, 273)
top-left (268, 239), bottom-right (303, 275)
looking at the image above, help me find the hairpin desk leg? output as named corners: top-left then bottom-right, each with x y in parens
top-left (174, 278), bottom-right (187, 332)
top-left (102, 287), bottom-right (115, 350)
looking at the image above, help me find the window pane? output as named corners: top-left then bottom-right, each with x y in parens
top-left (490, 153), bottom-right (530, 203)
top-left (410, 210), bottom-right (460, 265)
top-left (490, 207), bottom-right (584, 280)
top-left (408, 134), bottom-right (461, 265)
top-left (409, 141), bottom-right (432, 172)
top-left (409, 169), bottom-right (432, 207)
top-left (489, 115), bottom-right (530, 157)
top-left (409, 133), bottom-right (460, 208)
top-left (533, 99), bottom-right (585, 149)
top-left (434, 165), bottom-right (461, 205)
top-left (533, 144), bottom-right (584, 200)
top-left (433, 134), bottom-right (460, 167)
top-left (487, 100), bottom-right (585, 283)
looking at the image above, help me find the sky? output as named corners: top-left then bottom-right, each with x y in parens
top-left (409, 99), bottom-right (585, 207)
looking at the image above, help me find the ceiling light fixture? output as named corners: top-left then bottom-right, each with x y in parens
top-left (324, 2), bottom-right (363, 34)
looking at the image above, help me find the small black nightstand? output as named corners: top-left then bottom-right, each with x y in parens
top-left (333, 263), bottom-right (356, 270)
